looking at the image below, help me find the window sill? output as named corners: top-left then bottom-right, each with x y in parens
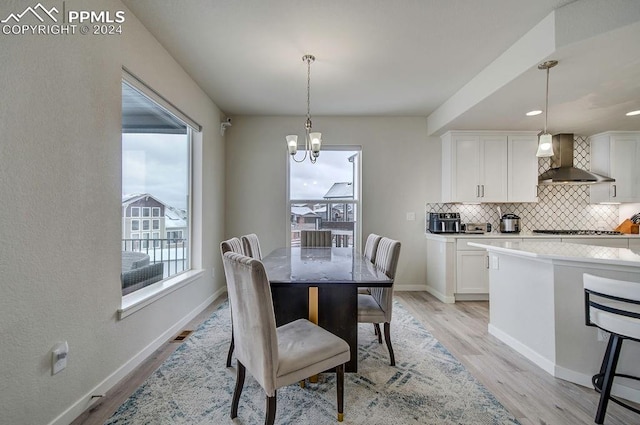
top-left (118, 269), bottom-right (205, 320)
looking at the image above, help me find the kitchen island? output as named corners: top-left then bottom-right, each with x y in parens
top-left (468, 240), bottom-right (640, 403)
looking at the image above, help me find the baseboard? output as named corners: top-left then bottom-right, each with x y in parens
top-left (488, 324), bottom-right (556, 375)
top-left (490, 324), bottom-right (640, 404)
top-left (454, 293), bottom-right (489, 301)
top-left (555, 362), bottom-right (640, 404)
top-left (49, 286), bottom-right (225, 425)
top-left (395, 284), bottom-right (427, 291)
top-left (425, 285), bottom-right (455, 304)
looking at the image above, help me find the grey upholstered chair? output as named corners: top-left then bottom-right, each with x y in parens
top-left (300, 229), bottom-right (332, 247)
top-left (358, 233), bottom-right (383, 296)
top-left (222, 251), bottom-right (350, 424)
top-left (220, 237), bottom-right (245, 367)
top-left (584, 273), bottom-right (640, 424)
top-left (241, 233), bottom-right (262, 260)
top-left (357, 237), bottom-right (401, 366)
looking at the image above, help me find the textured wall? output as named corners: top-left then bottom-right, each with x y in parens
top-left (426, 136), bottom-right (620, 232)
top-left (0, 1), bottom-right (225, 424)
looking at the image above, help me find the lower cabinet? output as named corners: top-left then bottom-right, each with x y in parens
top-left (456, 250), bottom-right (489, 293)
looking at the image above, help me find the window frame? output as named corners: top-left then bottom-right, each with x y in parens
top-left (286, 145), bottom-right (362, 249)
top-left (119, 68), bottom-right (202, 319)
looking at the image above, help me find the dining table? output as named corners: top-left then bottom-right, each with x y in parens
top-left (261, 246), bottom-right (393, 372)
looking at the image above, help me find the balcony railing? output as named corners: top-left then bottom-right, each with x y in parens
top-left (122, 238), bottom-right (188, 279)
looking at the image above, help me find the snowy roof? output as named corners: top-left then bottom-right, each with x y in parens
top-left (291, 206), bottom-right (319, 217)
top-left (323, 182), bottom-right (353, 199)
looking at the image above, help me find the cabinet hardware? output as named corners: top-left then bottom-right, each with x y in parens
top-left (612, 184), bottom-right (617, 198)
top-left (476, 185), bottom-right (480, 197)
top-left (481, 185), bottom-right (485, 197)
top-left (485, 255), bottom-right (490, 269)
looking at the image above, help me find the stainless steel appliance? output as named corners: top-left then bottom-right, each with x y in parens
top-left (428, 212), bottom-right (461, 233)
top-left (462, 222), bottom-right (492, 234)
top-left (499, 213), bottom-right (520, 233)
top-left (532, 229), bottom-right (623, 235)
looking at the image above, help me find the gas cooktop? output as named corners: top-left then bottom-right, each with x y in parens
top-left (532, 229), bottom-right (623, 236)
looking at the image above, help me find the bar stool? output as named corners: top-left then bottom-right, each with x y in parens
top-left (583, 273), bottom-right (640, 424)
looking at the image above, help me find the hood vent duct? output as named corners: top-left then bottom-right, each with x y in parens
top-left (537, 134), bottom-right (615, 185)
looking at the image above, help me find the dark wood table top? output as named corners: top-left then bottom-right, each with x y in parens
top-left (262, 247), bottom-right (392, 287)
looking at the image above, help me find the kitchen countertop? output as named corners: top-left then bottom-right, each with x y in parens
top-left (425, 231), bottom-right (640, 240)
top-left (468, 240), bottom-right (640, 267)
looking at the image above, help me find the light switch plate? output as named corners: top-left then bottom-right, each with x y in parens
top-left (52, 341), bottom-right (69, 375)
top-left (406, 212), bottom-right (416, 221)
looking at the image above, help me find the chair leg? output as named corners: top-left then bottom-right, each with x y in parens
top-left (226, 333), bottom-right (234, 367)
top-left (231, 361), bottom-right (245, 419)
top-left (383, 322), bottom-right (396, 366)
top-left (374, 323), bottom-right (382, 343)
top-left (265, 393), bottom-right (277, 425)
top-left (337, 363), bottom-right (345, 422)
top-left (226, 309), bottom-right (234, 367)
top-left (595, 334), bottom-right (623, 424)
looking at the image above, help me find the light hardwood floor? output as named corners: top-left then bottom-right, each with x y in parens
top-left (73, 292), bottom-right (638, 425)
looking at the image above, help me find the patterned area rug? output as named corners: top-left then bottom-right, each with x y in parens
top-left (106, 301), bottom-right (519, 424)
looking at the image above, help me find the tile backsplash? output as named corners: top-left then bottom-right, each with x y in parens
top-left (426, 136), bottom-right (620, 232)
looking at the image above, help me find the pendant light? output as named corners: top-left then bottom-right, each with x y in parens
top-left (286, 54), bottom-right (322, 163)
top-left (536, 60), bottom-right (558, 157)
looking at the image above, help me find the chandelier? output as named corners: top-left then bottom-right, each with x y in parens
top-left (286, 54), bottom-right (322, 163)
top-left (536, 60), bottom-right (558, 157)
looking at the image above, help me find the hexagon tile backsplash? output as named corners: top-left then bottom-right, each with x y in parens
top-left (426, 136), bottom-right (620, 233)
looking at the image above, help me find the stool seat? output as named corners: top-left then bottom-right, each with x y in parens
top-left (584, 273), bottom-right (640, 424)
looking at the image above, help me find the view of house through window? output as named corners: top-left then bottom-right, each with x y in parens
top-left (289, 148), bottom-right (360, 247)
top-left (121, 79), bottom-right (192, 295)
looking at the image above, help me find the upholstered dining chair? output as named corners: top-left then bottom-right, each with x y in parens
top-left (300, 229), bottom-right (332, 247)
top-left (357, 237), bottom-right (401, 366)
top-left (358, 233), bottom-right (383, 296)
top-left (222, 251), bottom-right (350, 424)
top-left (241, 233), bottom-right (262, 260)
top-left (220, 237), bottom-right (245, 367)
top-left (583, 273), bottom-right (640, 424)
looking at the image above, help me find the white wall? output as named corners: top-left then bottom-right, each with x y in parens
top-left (0, 1), bottom-right (226, 424)
top-left (225, 116), bottom-right (439, 288)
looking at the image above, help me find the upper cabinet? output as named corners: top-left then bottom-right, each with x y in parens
top-left (441, 131), bottom-right (538, 203)
top-left (590, 132), bottom-right (640, 203)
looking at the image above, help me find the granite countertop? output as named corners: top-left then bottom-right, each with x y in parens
top-left (467, 240), bottom-right (640, 267)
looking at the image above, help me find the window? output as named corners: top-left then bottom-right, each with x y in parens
top-left (121, 76), bottom-right (195, 295)
top-left (288, 147), bottom-right (361, 247)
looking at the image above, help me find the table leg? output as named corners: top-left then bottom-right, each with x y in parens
top-left (309, 286), bottom-right (319, 383)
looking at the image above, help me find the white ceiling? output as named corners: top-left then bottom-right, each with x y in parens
top-left (122, 0), bottom-right (640, 137)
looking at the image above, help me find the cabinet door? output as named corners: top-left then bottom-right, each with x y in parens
top-left (611, 135), bottom-right (640, 202)
top-left (480, 135), bottom-right (508, 202)
top-left (456, 251), bottom-right (489, 293)
top-left (453, 135), bottom-right (481, 202)
top-left (508, 135), bottom-right (539, 202)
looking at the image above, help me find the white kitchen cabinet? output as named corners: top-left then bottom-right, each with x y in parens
top-left (590, 132), bottom-right (640, 203)
top-left (441, 131), bottom-right (538, 203)
top-left (507, 134), bottom-right (539, 202)
top-left (456, 250), bottom-right (489, 293)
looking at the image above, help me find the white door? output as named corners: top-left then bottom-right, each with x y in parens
top-left (453, 135), bottom-right (481, 202)
top-left (508, 135), bottom-right (539, 202)
top-left (480, 135), bottom-right (508, 202)
top-left (456, 251), bottom-right (489, 294)
top-left (611, 134), bottom-right (640, 202)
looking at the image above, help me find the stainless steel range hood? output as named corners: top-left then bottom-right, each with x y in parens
top-left (537, 134), bottom-right (614, 185)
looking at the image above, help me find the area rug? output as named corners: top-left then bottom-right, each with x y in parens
top-left (106, 301), bottom-right (519, 424)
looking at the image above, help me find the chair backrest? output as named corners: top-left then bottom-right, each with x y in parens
top-left (370, 237), bottom-right (401, 321)
top-left (220, 237), bottom-right (244, 256)
top-left (241, 233), bottom-right (263, 260)
top-left (300, 230), bottom-right (332, 247)
top-left (222, 251), bottom-right (279, 396)
top-left (363, 233), bottom-right (382, 263)
top-left (583, 273), bottom-right (640, 334)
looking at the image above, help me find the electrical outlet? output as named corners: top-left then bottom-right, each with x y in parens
top-left (52, 341), bottom-right (69, 375)
top-left (406, 212), bottom-right (416, 221)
